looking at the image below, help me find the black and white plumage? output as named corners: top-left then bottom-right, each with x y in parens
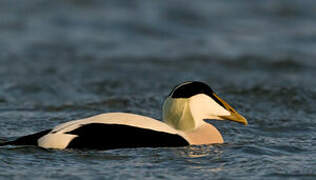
top-left (1, 81), bottom-right (247, 150)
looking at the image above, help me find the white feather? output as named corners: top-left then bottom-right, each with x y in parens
top-left (38, 112), bottom-right (186, 149)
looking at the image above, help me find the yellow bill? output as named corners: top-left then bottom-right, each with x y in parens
top-left (213, 93), bottom-right (248, 125)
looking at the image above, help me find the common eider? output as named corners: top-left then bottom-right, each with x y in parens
top-left (0, 81), bottom-right (247, 150)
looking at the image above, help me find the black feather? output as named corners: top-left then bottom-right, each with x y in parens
top-left (65, 123), bottom-right (189, 150)
top-left (0, 129), bottom-right (51, 146)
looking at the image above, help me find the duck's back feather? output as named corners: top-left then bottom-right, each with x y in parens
top-left (38, 112), bottom-right (189, 149)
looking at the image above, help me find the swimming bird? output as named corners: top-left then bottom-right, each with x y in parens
top-left (0, 81), bottom-right (247, 150)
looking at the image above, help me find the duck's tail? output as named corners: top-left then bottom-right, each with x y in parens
top-left (0, 129), bottom-right (51, 146)
top-left (0, 140), bottom-right (11, 146)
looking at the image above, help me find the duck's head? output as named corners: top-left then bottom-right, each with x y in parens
top-left (162, 81), bottom-right (247, 131)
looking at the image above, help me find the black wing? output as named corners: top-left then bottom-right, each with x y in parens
top-left (65, 123), bottom-right (189, 150)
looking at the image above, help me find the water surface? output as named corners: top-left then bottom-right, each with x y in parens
top-left (1, 0), bottom-right (316, 179)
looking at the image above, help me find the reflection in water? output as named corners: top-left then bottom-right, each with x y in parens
top-left (181, 144), bottom-right (224, 158)
top-left (175, 145), bottom-right (226, 173)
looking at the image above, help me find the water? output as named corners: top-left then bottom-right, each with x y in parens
top-left (1, 0), bottom-right (316, 179)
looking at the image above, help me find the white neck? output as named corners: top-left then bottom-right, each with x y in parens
top-left (162, 97), bottom-right (205, 131)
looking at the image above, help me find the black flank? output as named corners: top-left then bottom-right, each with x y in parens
top-left (65, 123), bottom-right (189, 150)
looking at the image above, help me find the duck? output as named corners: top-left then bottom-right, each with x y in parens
top-left (0, 81), bottom-right (247, 150)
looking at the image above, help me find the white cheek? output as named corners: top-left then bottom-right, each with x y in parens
top-left (189, 94), bottom-right (230, 118)
top-left (207, 98), bottom-right (230, 116)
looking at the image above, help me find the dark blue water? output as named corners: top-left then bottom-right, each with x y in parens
top-left (1, 0), bottom-right (316, 179)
